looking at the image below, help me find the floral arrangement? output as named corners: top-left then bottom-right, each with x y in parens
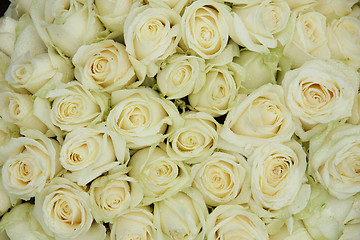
top-left (0, 0), bottom-right (359, 239)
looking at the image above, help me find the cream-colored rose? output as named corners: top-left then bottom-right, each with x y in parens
top-left (0, 118), bottom-right (19, 150)
top-left (314, 0), bottom-right (358, 19)
top-left (166, 111), bottom-right (219, 163)
top-left (205, 204), bottom-right (269, 240)
top-left (181, 0), bottom-right (231, 59)
top-left (107, 87), bottom-right (182, 149)
top-left (283, 11), bottom-right (330, 68)
top-left (230, 0), bottom-right (291, 53)
top-left (148, 0), bottom-right (190, 13)
top-left (282, 59), bottom-right (359, 141)
top-left (46, 81), bottom-right (109, 132)
top-left (0, 129), bottom-right (61, 200)
top-left (327, 16), bottom-right (360, 68)
top-left (220, 84), bottom-right (295, 154)
top-left (5, 49), bottom-right (73, 95)
top-left (110, 207), bottom-right (162, 240)
top-left (0, 203), bottom-right (50, 240)
top-left (248, 141), bottom-right (310, 216)
top-left (234, 49), bottom-right (281, 92)
top-left (0, 16), bottom-right (18, 57)
top-left (153, 188), bottom-right (208, 240)
top-left (0, 88), bottom-right (48, 133)
top-left (89, 165), bottom-right (143, 223)
top-left (0, 175), bottom-right (11, 217)
top-left (124, 5), bottom-right (181, 80)
top-left (59, 126), bottom-right (128, 186)
top-left (30, 0), bottom-right (105, 57)
top-left (309, 123), bottom-right (360, 199)
top-left (157, 54), bottom-right (206, 99)
top-left (4, 0), bottom-right (33, 20)
top-left (128, 146), bottom-right (191, 205)
top-left (270, 219), bottom-right (313, 240)
top-left (191, 151), bottom-right (251, 206)
top-left (72, 40), bottom-right (136, 92)
top-left (94, 0), bottom-right (135, 39)
top-left (33, 177), bottom-right (107, 240)
top-left (188, 63), bottom-right (244, 117)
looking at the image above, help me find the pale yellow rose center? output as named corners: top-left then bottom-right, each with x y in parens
top-left (177, 130), bottom-right (205, 151)
top-left (171, 64), bottom-right (192, 86)
top-left (14, 64), bottom-right (32, 84)
top-left (263, 4), bottom-right (283, 33)
top-left (202, 163), bottom-right (233, 197)
top-left (52, 196), bottom-right (82, 226)
top-left (263, 155), bottom-right (294, 193)
top-left (90, 55), bottom-right (110, 82)
top-left (11, 158), bottom-right (34, 184)
top-left (58, 97), bottom-right (83, 119)
top-left (302, 18), bottom-right (321, 43)
top-left (301, 82), bottom-right (338, 109)
top-left (336, 144), bottom-right (360, 179)
top-left (145, 160), bottom-right (178, 186)
top-left (140, 19), bottom-right (166, 41)
top-left (118, 105), bottom-right (149, 131)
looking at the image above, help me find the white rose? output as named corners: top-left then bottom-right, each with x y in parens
top-left (5, 49), bottom-right (73, 95)
top-left (248, 141), bottom-right (310, 215)
top-left (0, 203), bottom-right (50, 240)
top-left (128, 146), bottom-right (191, 205)
top-left (229, 0), bottom-right (291, 53)
top-left (0, 118), bottom-right (19, 149)
top-left (157, 54), bottom-right (206, 99)
top-left (205, 204), bottom-right (269, 240)
top-left (188, 63), bottom-right (244, 117)
top-left (181, 0), bottom-right (231, 59)
top-left (46, 81), bottom-right (109, 132)
top-left (94, 0), bottom-right (135, 39)
top-left (124, 5), bottom-right (181, 80)
top-left (89, 165), bottom-right (143, 223)
top-left (283, 11), bottom-right (330, 68)
top-left (4, 0), bottom-right (33, 20)
top-left (0, 175), bottom-right (11, 217)
top-left (0, 129), bottom-right (61, 200)
top-left (219, 84), bottom-right (295, 155)
top-left (270, 219), bottom-right (313, 240)
top-left (59, 126), bottom-right (128, 186)
top-left (110, 207), bottom-right (162, 240)
top-left (282, 59), bottom-right (359, 141)
top-left (153, 188), bottom-right (208, 240)
top-left (0, 88), bottom-right (48, 133)
top-left (0, 16), bottom-right (18, 57)
top-left (327, 16), bottom-right (360, 68)
top-left (191, 151), bottom-right (251, 206)
top-left (30, 0), bottom-right (105, 57)
top-left (309, 123), bottom-right (360, 199)
top-left (234, 49), bottom-right (281, 92)
top-left (33, 177), bottom-right (107, 240)
top-left (107, 87), bottom-right (182, 149)
top-left (72, 40), bottom-right (136, 92)
top-left (166, 111), bottom-right (219, 163)
top-left (148, 0), bottom-right (190, 13)
top-left (314, 0), bottom-right (358, 19)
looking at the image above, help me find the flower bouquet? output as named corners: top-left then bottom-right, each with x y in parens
top-left (0, 0), bottom-right (359, 239)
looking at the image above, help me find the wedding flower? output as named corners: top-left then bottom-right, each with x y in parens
top-left (33, 177), bottom-right (107, 240)
top-left (327, 16), bottom-right (360, 68)
top-left (205, 204), bottom-right (269, 240)
top-left (110, 207), bottom-right (161, 240)
top-left (309, 123), bottom-right (360, 199)
top-left (181, 0), bottom-right (231, 59)
top-left (107, 87), bottom-right (181, 149)
top-left (229, 0), bottom-right (291, 53)
top-left (124, 4), bottom-right (181, 80)
top-left (191, 151), bottom-right (251, 206)
top-left (0, 16), bottom-right (17, 57)
top-left (30, 0), bottom-right (105, 57)
top-left (72, 39), bottom-right (136, 92)
top-left (283, 11), bottom-right (330, 68)
top-left (59, 126), bottom-right (128, 186)
top-left (220, 83), bottom-right (295, 154)
top-left (0, 175), bottom-right (11, 217)
top-left (282, 59), bottom-right (359, 141)
top-left (0, 129), bottom-right (61, 200)
top-left (0, 88), bottom-right (48, 133)
top-left (89, 165), bottom-right (143, 223)
top-left (166, 111), bottom-right (219, 163)
top-left (188, 63), bottom-right (244, 117)
top-left (128, 146), bottom-right (191, 205)
top-left (157, 54), bottom-right (206, 99)
top-left (248, 141), bottom-right (310, 214)
top-left (153, 188), bottom-right (208, 240)
top-left (46, 81), bottom-right (109, 132)
top-left (0, 118), bottom-right (19, 149)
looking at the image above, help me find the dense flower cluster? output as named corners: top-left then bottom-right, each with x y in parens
top-left (0, 0), bottom-right (360, 239)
